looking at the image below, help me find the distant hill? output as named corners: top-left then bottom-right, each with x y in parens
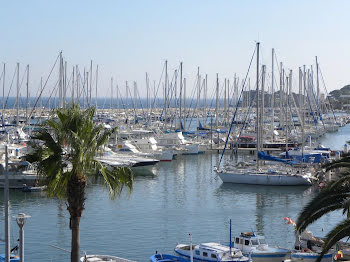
top-left (330, 85), bottom-right (350, 98)
top-left (329, 85), bottom-right (350, 109)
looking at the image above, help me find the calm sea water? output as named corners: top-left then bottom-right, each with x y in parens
top-left (0, 124), bottom-right (349, 261)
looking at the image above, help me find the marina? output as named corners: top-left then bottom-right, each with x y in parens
top-left (2, 1), bottom-right (350, 261)
top-left (0, 123), bottom-right (348, 261)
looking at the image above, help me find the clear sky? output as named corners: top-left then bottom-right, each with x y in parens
top-left (1, 0), bottom-right (349, 98)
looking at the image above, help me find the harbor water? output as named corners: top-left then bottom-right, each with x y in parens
top-left (0, 124), bottom-right (349, 261)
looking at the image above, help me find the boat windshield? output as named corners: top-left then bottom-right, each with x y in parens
top-left (259, 239), bottom-right (267, 245)
top-left (251, 239), bottom-right (259, 246)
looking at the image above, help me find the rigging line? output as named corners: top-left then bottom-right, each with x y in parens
top-left (186, 73), bottom-right (200, 129)
top-left (218, 44), bottom-right (257, 168)
top-left (318, 66), bottom-right (337, 124)
top-left (117, 85), bottom-right (127, 110)
top-left (274, 51), bottom-right (281, 75)
top-left (28, 52), bottom-right (60, 120)
top-left (135, 84), bottom-right (146, 120)
top-left (4, 65), bottom-right (17, 109)
top-left (149, 61), bottom-right (165, 117)
top-left (0, 67), bottom-right (4, 82)
top-left (13, 65), bottom-right (28, 109)
top-left (230, 89), bottom-right (257, 157)
top-left (35, 78), bottom-right (59, 125)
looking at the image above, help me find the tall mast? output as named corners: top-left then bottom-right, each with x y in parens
top-left (26, 65), bottom-right (29, 125)
top-left (146, 72), bottom-right (149, 117)
top-left (197, 67), bottom-right (200, 132)
top-left (224, 78), bottom-right (227, 126)
top-left (16, 63), bottom-right (19, 126)
top-left (183, 77), bottom-right (186, 130)
top-left (316, 56), bottom-right (320, 106)
top-left (126, 81), bottom-right (129, 124)
top-left (110, 77), bottom-right (113, 109)
top-left (256, 42), bottom-right (260, 169)
top-left (279, 62), bottom-right (283, 129)
top-left (85, 71), bottom-right (88, 108)
top-left (299, 67), bottom-right (304, 158)
top-left (204, 74), bottom-right (207, 120)
top-left (90, 60), bottom-right (93, 106)
top-left (271, 49), bottom-right (275, 142)
top-left (227, 79), bottom-right (230, 124)
top-left (2, 63), bottom-right (5, 127)
top-left (58, 52), bottom-right (62, 108)
top-left (215, 73), bottom-right (219, 128)
top-left (174, 70), bottom-right (178, 130)
top-left (164, 60), bottom-right (168, 129)
top-left (261, 65), bottom-right (266, 150)
top-left (179, 62), bottom-right (183, 130)
top-left (134, 81), bottom-right (137, 124)
top-left (95, 65), bottom-right (98, 109)
top-left (82, 68), bottom-right (86, 108)
top-left (72, 67), bottom-right (75, 105)
top-left (64, 61), bottom-right (67, 108)
top-left (76, 65), bottom-right (79, 106)
top-left (116, 84), bottom-right (119, 111)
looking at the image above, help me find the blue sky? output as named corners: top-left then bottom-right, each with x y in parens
top-left (1, 0), bottom-right (349, 98)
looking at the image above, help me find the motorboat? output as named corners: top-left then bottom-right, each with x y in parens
top-left (175, 242), bottom-right (249, 262)
top-left (232, 232), bottom-right (290, 262)
top-left (0, 160), bottom-right (39, 189)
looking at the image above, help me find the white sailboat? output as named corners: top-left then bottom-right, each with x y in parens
top-left (216, 43), bottom-right (313, 186)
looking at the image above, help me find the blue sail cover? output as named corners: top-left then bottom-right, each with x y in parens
top-left (258, 151), bottom-right (291, 164)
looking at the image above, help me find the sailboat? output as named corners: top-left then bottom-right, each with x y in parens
top-left (216, 43), bottom-right (313, 186)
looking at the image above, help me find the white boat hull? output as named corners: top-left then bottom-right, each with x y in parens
top-left (217, 171), bottom-right (312, 186)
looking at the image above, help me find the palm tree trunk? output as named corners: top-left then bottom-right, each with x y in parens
top-left (71, 216), bottom-right (81, 262)
top-left (67, 174), bottom-right (86, 262)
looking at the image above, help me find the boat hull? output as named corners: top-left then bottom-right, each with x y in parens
top-left (243, 251), bottom-right (290, 262)
top-left (217, 172), bottom-right (312, 186)
top-left (290, 252), bottom-right (333, 262)
top-left (150, 254), bottom-right (189, 262)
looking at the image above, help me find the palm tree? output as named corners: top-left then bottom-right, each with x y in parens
top-left (25, 104), bottom-right (133, 262)
top-left (296, 150), bottom-right (350, 262)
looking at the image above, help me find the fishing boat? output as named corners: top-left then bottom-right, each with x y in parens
top-left (80, 254), bottom-right (136, 262)
top-left (150, 253), bottom-right (189, 262)
top-left (284, 218), bottom-right (334, 262)
top-left (175, 242), bottom-right (249, 262)
top-left (232, 232), bottom-right (290, 262)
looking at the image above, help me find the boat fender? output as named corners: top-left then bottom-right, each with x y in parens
top-left (301, 248), bottom-right (312, 253)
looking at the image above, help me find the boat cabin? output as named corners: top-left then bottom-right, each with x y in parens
top-left (233, 232), bottom-right (268, 252)
top-left (176, 242), bottom-right (245, 261)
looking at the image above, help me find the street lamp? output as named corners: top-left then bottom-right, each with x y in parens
top-left (14, 213), bottom-right (31, 262)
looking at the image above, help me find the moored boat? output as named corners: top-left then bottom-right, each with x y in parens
top-left (289, 251), bottom-right (333, 262)
top-left (232, 232), bottom-right (290, 262)
top-left (175, 242), bottom-right (249, 262)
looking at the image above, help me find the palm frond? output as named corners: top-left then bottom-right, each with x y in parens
top-left (315, 219), bottom-right (350, 262)
top-left (296, 186), bottom-right (350, 232)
